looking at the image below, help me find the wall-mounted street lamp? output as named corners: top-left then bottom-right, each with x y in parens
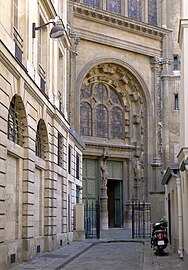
top-left (180, 157), bottom-right (188, 172)
top-left (32, 16), bottom-right (67, 39)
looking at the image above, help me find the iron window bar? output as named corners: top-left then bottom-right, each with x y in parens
top-left (8, 100), bottom-right (24, 146)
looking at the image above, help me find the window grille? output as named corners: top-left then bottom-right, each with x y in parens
top-left (35, 120), bottom-right (46, 159)
top-left (36, 125), bottom-right (42, 158)
top-left (8, 96), bottom-right (24, 146)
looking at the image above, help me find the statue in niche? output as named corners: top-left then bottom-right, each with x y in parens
top-left (100, 162), bottom-right (109, 187)
top-left (133, 159), bottom-right (141, 180)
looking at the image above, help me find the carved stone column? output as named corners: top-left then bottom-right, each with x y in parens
top-left (100, 159), bottom-right (109, 230)
top-left (150, 57), bottom-right (163, 191)
top-left (151, 56), bottom-right (163, 166)
top-left (69, 33), bottom-right (80, 130)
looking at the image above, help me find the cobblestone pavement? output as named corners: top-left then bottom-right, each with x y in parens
top-left (61, 241), bottom-right (144, 270)
top-left (9, 228), bottom-right (187, 270)
top-left (151, 246), bottom-right (186, 270)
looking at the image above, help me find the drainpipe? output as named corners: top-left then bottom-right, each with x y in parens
top-left (171, 171), bottom-right (183, 258)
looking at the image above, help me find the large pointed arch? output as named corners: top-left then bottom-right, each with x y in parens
top-left (77, 57), bottom-right (152, 201)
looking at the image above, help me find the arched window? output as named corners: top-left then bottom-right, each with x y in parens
top-left (80, 102), bottom-right (92, 136)
top-left (111, 107), bottom-right (123, 139)
top-left (96, 104), bottom-right (108, 138)
top-left (35, 120), bottom-right (47, 159)
top-left (36, 124), bottom-right (42, 158)
top-left (8, 95), bottom-right (25, 146)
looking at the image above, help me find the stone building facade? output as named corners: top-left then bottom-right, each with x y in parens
top-left (161, 0), bottom-right (188, 267)
top-left (68, 0), bottom-right (181, 229)
top-left (0, 0), bottom-right (84, 269)
top-left (0, 0), bottom-right (182, 269)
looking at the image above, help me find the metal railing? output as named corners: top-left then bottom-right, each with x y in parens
top-left (84, 201), bottom-right (100, 239)
top-left (132, 200), bottom-right (151, 239)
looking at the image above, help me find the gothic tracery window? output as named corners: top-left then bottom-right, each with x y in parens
top-left (148, 0), bottom-right (157, 25)
top-left (80, 82), bottom-right (124, 139)
top-left (80, 102), bottom-right (92, 136)
top-left (111, 107), bottom-right (123, 139)
top-left (106, 0), bottom-right (121, 14)
top-left (96, 104), bottom-right (108, 138)
top-left (128, 0), bottom-right (142, 21)
top-left (83, 0), bottom-right (99, 8)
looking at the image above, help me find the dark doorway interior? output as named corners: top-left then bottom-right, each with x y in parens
top-left (107, 180), bottom-right (123, 228)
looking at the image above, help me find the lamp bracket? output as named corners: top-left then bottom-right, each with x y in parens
top-left (32, 21), bottom-right (55, 38)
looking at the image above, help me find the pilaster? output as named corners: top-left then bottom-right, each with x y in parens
top-left (22, 149), bottom-right (35, 261)
top-left (69, 34), bottom-right (80, 132)
top-left (151, 56), bottom-right (163, 167)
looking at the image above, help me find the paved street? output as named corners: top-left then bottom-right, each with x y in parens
top-left (10, 229), bottom-right (187, 270)
top-left (61, 241), bottom-right (144, 270)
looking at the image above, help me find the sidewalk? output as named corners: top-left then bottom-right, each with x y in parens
top-left (10, 240), bottom-right (97, 270)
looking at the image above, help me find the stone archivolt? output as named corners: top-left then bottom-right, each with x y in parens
top-left (80, 62), bottom-right (147, 199)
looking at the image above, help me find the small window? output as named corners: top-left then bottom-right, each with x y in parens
top-left (76, 186), bottom-right (80, 203)
top-left (173, 55), bottom-right (179, 71)
top-left (76, 153), bottom-right (80, 180)
top-left (58, 133), bottom-right (63, 167)
top-left (68, 145), bottom-right (71, 174)
top-left (36, 125), bottom-right (42, 158)
top-left (174, 94), bottom-right (179, 111)
top-left (13, 0), bottom-right (18, 30)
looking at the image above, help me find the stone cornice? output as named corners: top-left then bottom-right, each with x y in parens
top-left (74, 26), bottom-right (162, 56)
top-left (84, 140), bottom-right (136, 150)
top-left (178, 19), bottom-right (188, 47)
top-left (71, 2), bottom-right (171, 40)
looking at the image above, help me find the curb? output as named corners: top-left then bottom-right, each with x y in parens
top-left (55, 242), bottom-right (97, 270)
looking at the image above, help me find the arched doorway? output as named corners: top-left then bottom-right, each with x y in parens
top-left (80, 62), bottom-right (148, 228)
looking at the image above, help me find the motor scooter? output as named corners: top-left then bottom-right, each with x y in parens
top-left (151, 218), bottom-right (168, 254)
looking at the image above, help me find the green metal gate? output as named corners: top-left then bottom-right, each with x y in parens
top-left (132, 200), bottom-right (151, 238)
top-left (84, 201), bottom-right (100, 239)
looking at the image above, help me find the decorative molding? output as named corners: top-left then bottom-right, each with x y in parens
top-left (151, 56), bottom-right (163, 164)
top-left (72, 2), bottom-right (171, 39)
top-left (73, 27), bottom-right (162, 57)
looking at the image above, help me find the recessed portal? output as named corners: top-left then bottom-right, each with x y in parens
top-left (107, 180), bottom-right (123, 228)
